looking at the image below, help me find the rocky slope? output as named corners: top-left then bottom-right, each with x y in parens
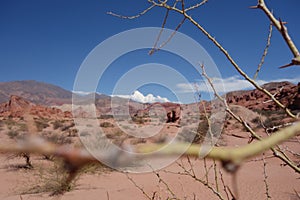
top-left (0, 95), bottom-right (71, 119)
top-left (226, 81), bottom-right (300, 112)
top-left (0, 80), bottom-right (72, 105)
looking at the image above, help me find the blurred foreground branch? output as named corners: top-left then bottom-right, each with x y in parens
top-left (137, 122), bottom-right (300, 168)
top-left (0, 121), bottom-right (299, 178)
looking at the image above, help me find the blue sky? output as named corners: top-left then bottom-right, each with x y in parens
top-left (1, 0), bottom-right (300, 103)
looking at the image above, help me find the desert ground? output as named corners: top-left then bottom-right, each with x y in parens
top-left (0, 105), bottom-right (299, 200)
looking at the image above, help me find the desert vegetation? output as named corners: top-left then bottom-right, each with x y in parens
top-left (0, 0), bottom-right (299, 199)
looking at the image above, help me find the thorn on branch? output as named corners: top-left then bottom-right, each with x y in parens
top-left (249, 5), bottom-right (259, 9)
top-left (279, 62), bottom-right (294, 69)
top-left (248, 135), bottom-right (255, 144)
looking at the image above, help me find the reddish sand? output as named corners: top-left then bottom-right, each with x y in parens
top-left (0, 137), bottom-right (299, 200)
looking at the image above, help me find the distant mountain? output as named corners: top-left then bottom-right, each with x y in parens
top-left (0, 80), bottom-right (72, 105)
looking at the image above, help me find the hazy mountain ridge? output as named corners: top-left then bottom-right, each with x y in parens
top-left (0, 80), bottom-right (72, 105)
top-left (0, 80), bottom-right (299, 118)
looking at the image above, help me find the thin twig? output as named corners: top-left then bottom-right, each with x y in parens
top-left (149, 9), bottom-right (170, 55)
top-left (185, 0), bottom-right (209, 12)
top-left (187, 156), bottom-right (196, 177)
top-left (126, 174), bottom-right (152, 200)
top-left (177, 159), bottom-right (225, 200)
top-left (213, 160), bottom-right (219, 192)
top-left (254, 22), bottom-right (273, 80)
top-left (181, 0), bottom-right (185, 14)
top-left (153, 170), bottom-right (177, 199)
top-left (262, 153), bottom-right (271, 199)
top-left (203, 158), bottom-right (209, 184)
top-left (231, 172), bottom-right (239, 200)
top-left (149, 16), bottom-right (186, 55)
top-left (172, 0), bottom-right (181, 9)
top-left (177, 159), bottom-right (224, 199)
top-left (107, 4), bottom-right (156, 20)
top-left (219, 169), bottom-right (230, 200)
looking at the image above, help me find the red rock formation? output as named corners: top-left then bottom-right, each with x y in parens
top-left (0, 95), bottom-right (72, 119)
top-left (0, 95), bottom-right (32, 118)
top-left (226, 81), bottom-right (299, 111)
top-left (131, 102), bottom-right (182, 124)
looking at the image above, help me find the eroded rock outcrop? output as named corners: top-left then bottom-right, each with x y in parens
top-left (226, 81), bottom-right (299, 111)
top-left (0, 95), bottom-right (71, 119)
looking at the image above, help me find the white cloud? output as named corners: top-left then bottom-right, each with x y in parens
top-left (72, 91), bottom-right (104, 96)
top-left (72, 90), bottom-right (93, 95)
top-left (113, 90), bottom-right (170, 103)
top-left (176, 76), bottom-right (300, 94)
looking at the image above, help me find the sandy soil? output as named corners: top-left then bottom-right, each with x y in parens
top-left (0, 107), bottom-right (299, 200)
top-left (0, 138), bottom-right (299, 200)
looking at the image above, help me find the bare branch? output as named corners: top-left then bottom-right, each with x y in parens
top-left (172, 0), bottom-right (181, 9)
top-left (149, 16), bottom-right (186, 55)
top-left (219, 169), bottom-right (230, 200)
top-left (200, 63), bottom-right (260, 141)
top-left (200, 63), bottom-right (300, 172)
top-left (153, 170), bottom-right (178, 199)
top-left (254, 22), bottom-right (273, 80)
top-left (150, 2), bottom-right (297, 118)
top-left (203, 158), bottom-right (209, 183)
top-left (149, 9), bottom-right (170, 55)
top-left (185, 0), bottom-right (208, 12)
top-left (251, 0), bottom-right (300, 68)
top-left (137, 121), bottom-right (300, 169)
top-left (262, 154), bottom-right (272, 199)
top-left (177, 159), bottom-right (225, 200)
top-left (126, 174), bottom-right (153, 200)
top-left (213, 160), bottom-right (219, 192)
top-left (181, 0), bottom-right (185, 14)
top-left (107, 4), bottom-right (156, 20)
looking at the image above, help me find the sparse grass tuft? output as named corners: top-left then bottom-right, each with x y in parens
top-left (43, 132), bottom-right (72, 145)
top-left (52, 120), bottom-right (64, 130)
top-left (35, 119), bottom-right (49, 132)
top-left (20, 159), bottom-right (111, 196)
top-left (7, 130), bottom-right (19, 139)
top-left (100, 121), bottom-right (114, 128)
top-left (21, 159), bottom-right (77, 196)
